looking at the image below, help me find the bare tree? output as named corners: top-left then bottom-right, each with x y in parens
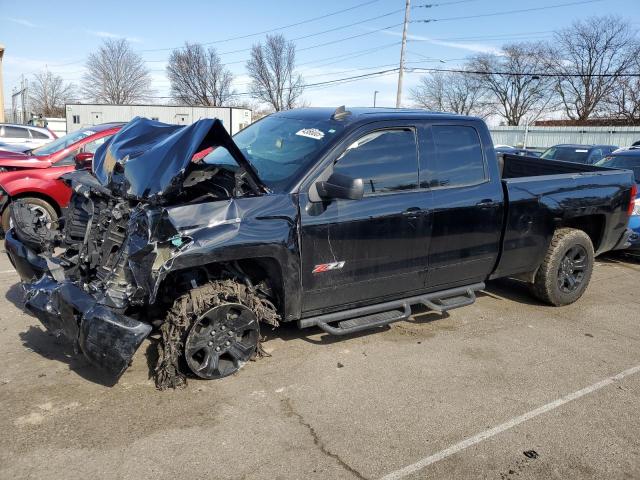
top-left (410, 71), bottom-right (485, 116)
top-left (30, 70), bottom-right (75, 117)
top-left (605, 56), bottom-right (640, 123)
top-left (167, 43), bottom-right (234, 106)
top-left (547, 16), bottom-right (639, 121)
top-left (468, 42), bottom-right (556, 126)
top-left (82, 39), bottom-right (152, 104)
top-left (246, 34), bottom-right (304, 111)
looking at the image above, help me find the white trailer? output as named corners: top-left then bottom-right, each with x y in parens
top-left (65, 104), bottom-right (252, 135)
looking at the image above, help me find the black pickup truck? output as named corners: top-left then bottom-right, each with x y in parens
top-left (5, 108), bottom-right (635, 388)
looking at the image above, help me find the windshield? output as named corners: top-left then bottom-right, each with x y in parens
top-left (203, 115), bottom-right (344, 191)
top-left (31, 128), bottom-right (100, 156)
top-left (540, 146), bottom-right (590, 163)
top-left (596, 155), bottom-right (640, 183)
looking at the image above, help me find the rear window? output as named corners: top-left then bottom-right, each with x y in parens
top-left (30, 130), bottom-right (50, 139)
top-left (541, 147), bottom-right (590, 163)
top-left (423, 125), bottom-right (486, 188)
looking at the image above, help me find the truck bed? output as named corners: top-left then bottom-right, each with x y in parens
top-left (500, 152), bottom-right (611, 178)
top-left (492, 153), bottom-right (634, 280)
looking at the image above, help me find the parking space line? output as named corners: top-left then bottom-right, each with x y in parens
top-left (379, 364), bottom-right (640, 480)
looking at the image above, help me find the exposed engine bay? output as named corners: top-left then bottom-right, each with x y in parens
top-left (7, 117), bottom-right (280, 387)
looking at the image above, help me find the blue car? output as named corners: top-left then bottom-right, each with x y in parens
top-left (541, 144), bottom-right (618, 165)
top-left (597, 149), bottom-right (640, 251)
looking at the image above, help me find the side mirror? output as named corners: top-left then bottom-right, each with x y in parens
top-left (74, 152), bottom-right (94, 169)
top-left (316, 172), bottom-right (364, 201)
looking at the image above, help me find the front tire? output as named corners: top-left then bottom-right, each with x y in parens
top-left (531, 228), bottom-right (594, 306)
top-left (155, 279), bottom-right (277, 389)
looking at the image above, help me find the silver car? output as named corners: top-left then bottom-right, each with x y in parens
top-left (0, 123), bottom-right (56, 152)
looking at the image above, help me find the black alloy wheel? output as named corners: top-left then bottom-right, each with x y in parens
top-left (184, 303), bottom-right (259, 380)
top-left (557, 245), bottom-right (588, 293)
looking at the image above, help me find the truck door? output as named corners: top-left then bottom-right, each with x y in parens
top-left (299, 125), bottom-right (432, 314)
top-left (422, 123), bottom-right (503, 288)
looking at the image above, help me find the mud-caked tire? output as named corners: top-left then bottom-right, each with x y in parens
top-left (155, 279), bottom-right (279, 389)
top-left (531, 228), bottom-right (594, 306)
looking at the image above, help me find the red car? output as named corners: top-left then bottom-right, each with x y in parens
top-left (0, 123), bottom-right (122, 231)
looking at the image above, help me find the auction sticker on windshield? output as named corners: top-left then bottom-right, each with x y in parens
top-left (296, 128), bottom-right (325, 140)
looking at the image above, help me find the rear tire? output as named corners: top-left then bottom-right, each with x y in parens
top-left (2, 197), bottom-right (58, 232)
top-left (531, 228), bottom-right (594, 306)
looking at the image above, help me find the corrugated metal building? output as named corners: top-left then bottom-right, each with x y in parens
top-left (65, 104), bottom-right (252, 135)
top-left (490, 125), bottom-right (640, 150)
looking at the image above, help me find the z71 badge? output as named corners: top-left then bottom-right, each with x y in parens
top-left (312, 261), bottom-right (345, 273)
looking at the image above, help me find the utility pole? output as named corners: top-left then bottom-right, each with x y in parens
top-left (395, 0), bottom-right (411, 108)
top-left (21, 75), bottom-right (28, 123)
top-left (373, 90), bottom-right (379, 107)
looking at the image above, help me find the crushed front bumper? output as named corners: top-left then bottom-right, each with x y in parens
top-left (5, 230), bottom-right (152, 377)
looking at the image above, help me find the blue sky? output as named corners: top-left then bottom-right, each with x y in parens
top-left (1, 0), bottom-right (638, 110)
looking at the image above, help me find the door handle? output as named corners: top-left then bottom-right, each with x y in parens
top-left (476, 199), bottom-right (497, 208)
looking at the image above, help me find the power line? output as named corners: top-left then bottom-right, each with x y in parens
top-left (186, 10), bottom-right (407, 59)
top-left (409, 30), bottom-right (554, 42)
top-left (407, 66), bottom-right (640, 77)
top-left (415, 0), bottom-right (604, 23)
top-left (137, 0), bottom-right (382, 53)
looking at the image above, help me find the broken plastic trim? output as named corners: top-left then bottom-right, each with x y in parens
top-left (23, 275), bottom-right (152, 377)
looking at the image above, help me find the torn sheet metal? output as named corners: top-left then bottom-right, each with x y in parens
top-left (93, 116), bottom-right (266, 200)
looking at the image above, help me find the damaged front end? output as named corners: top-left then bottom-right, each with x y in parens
top-left (6, 117), bottom-right (272, 379)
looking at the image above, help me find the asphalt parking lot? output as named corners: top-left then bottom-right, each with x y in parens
top-left (1, 252), bottom-right (640, 480)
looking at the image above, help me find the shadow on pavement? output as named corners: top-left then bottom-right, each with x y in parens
top-left (481, 278), bottom-right (547, 307)
top-left (19, 326), bottom-right (118, 387)
top-left (5, 282), bottom-right (116, 386)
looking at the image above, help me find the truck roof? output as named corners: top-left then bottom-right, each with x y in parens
top-left (274, 107), bottom-right (477, 124)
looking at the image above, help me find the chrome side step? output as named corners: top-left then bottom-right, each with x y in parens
top-left (298, 283), bottom-right (484, 336)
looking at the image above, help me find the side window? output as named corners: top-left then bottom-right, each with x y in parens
top-left (589, 149), bottom-right (603, 164)
top-left (72, 115), bottom-right (80, 124)
top-left (57, 147), bottom-right (82, 165)
top-left (84, 135), bottom-right (111, 154)
top-left (31, 130), bottom-right (50, 139)
top-left (4, 126), bottom-right (30, 139)
top-left (424, 125), bottom-right (486, 188)
top-left (333, 129), bottom-right (418, 195)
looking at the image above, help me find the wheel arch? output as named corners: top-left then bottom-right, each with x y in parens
top-left (8, 190), bottom-right (63, 217)
top-left (557, 214), bottom-right (605, 252)
top-left (157, 255), bottom-right (290, 319)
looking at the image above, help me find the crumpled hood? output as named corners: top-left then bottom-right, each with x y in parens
top-left (93, 116), bottom-right (265, 200)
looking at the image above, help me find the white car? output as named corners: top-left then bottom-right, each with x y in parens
top-left (0, 123), bottom-right (56, 152)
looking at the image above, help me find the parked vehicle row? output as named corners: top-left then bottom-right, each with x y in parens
top-left (0, 123), bottom-right (123, 231)
top-left (4, 108), bottom-right (636, 384)
top-left (539, 144), bottom-right (619, 165)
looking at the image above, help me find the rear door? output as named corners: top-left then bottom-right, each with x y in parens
top-left (299, 123), bottom-right (432, 313)
top-left (422, 123), bottom-right (503, 288)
